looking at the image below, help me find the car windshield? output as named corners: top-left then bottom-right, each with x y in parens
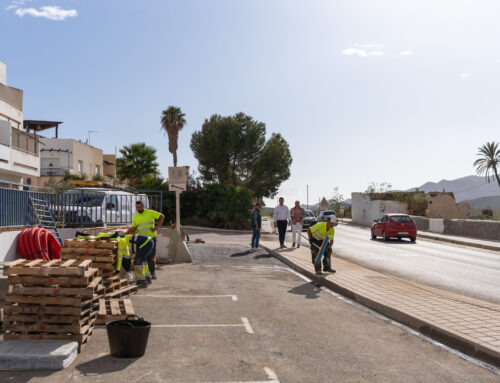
top-left (322, 211), bottom-right (335, 215)
top-left (60, 191), bottom-right (105, 207)
top-left (306, 211), bottom-right (314, 217)
top-left (390, 216), bottom-right (413, 223)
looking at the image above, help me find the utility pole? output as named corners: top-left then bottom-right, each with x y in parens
top-left (307, 185), bottom-right (309, 210)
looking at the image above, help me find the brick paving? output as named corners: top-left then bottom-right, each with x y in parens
top-left (259, 238), bottom-right (500, 366)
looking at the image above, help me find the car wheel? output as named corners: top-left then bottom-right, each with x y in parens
top-left (410, 237), bottom-right (416, 243)
top-left (397, 237), bottom-right (402, 241)
top-left (371, 230), bottom-right (376, 240)
top-left (383, 231), bottom-right (389, 241)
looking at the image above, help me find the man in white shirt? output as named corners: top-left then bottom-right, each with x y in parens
top-left (273, 197), bottom-right (291, 249)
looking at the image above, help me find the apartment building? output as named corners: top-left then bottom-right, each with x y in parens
top-left (0, 60), bottom-right (40, 185)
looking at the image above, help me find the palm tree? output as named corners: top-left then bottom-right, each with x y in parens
top-left (474, 141), bottom-right (500, 188)
top-left (116, 143), bottom-right (159, 187)
top-left (161, 106), bottom-right (186, 167)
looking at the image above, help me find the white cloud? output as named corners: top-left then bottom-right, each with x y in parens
top-left (14, 5), bottom-right (78, 20)
top-left (459, 73), bottom-right (471, 78)
top-left (342, 48), bottom-right (384, 57)
top-left (5, 4), bottom-right (17, 10)
top-left (400, 50), bottom-right (413, 56)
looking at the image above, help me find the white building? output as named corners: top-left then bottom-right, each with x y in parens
top-left (0, 60), bottom-right (40, 185)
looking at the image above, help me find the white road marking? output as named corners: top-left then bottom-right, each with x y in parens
top-left (206, 367), bottom-right (280, 383)
top-left (241, 317), bottom-right (254, 334)
top-left (151, 324), bottom-right (245, 329)
top-left (141, 294), bottom-right (238, 301)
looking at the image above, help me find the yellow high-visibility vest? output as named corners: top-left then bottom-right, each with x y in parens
top-left (310, 222), bottom-right (335, 241)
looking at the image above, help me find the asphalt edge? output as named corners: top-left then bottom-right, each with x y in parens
top-left (260, 244), bottom-right (500, 368)
top-left (339, 221), bottom-right (500, 253)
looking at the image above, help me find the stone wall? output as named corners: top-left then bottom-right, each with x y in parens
top-left (410, 216), bottom-right (500, 240)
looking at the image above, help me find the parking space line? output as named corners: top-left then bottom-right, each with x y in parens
top-left (206, 367), bottom-right (280, 383)
top-left (241, 317), bottom-right (254, 334)
top-left (151, 324), bottom-right (244, 329)
top-left (140, 294), bottom-right (238, 301)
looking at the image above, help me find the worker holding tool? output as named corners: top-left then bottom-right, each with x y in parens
top-left (307, 219), bottom-right (336, 275)
top-left (127, 201), bottom-right (164, 283)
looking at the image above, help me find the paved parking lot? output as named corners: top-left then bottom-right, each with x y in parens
top-left (0, 230), bottom-right (498, 382)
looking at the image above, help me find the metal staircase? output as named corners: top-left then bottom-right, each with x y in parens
top-left (29, 193), bottom-right (63, 246)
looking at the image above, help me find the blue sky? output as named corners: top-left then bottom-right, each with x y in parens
top-left (1, 0), bottom-right (499, 206)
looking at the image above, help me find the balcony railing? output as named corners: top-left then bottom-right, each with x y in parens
top-left (41, 167), bottom-right (69, 177)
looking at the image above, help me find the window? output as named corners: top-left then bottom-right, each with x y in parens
top-left (380, 215), bottom-right (388, 222)
top-left (95, 165), bottom-right (100, 175)
top-left (89, 162), bottom-right (93, 174)
top-left (77, 160), bottom-right (83, 172)
top-left (106, 195), bottom-right (118, 210)
top-left (390, 216), bottom-right (413, 223)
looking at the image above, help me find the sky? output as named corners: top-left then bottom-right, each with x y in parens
top-left (1, 0), bottom-right (499, 207)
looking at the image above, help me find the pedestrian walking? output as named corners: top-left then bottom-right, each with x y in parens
top-left (290, 201), bottom-right (306, 248)
top-left (273, 197), bottom-right (290, 249)
top-left (307, 220), bottom-right (336, 275)
top-left (250, 202), bottom-right (262, 249)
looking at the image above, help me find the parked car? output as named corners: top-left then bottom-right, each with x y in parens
top-left (302, 210), bottom-right (317, 230)
top-left (371, 214), bottom-right (417, 242)
top-left (318, 210), bottom-right (338, 225)
top-left (53, 188), bottom-right (150, 227)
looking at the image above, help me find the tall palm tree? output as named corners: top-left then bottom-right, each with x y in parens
top-left (474, 141), bottom-right (500, 189)
top-left (161, 106), bottom-right (186, 167)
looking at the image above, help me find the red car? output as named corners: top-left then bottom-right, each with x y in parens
top-left (371, 214), bottom-right (417, 242)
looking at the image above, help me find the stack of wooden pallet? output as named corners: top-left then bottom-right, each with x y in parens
top-left (62, 238), bottom-right (137, 298)
top-left (96, 298), bottom-right (135, 325)
top-left (2, 259), bottom-right (103, 351)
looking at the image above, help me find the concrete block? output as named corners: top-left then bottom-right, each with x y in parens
top-left (0, 340), bottom-right (78, 370)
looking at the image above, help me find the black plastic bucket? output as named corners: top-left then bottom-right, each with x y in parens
top-left (106, 316), bottom-right (151, 358)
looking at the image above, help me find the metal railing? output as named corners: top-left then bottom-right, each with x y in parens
top-left (40, 167), bottom-right (69, 177)
top-left (0, 181), bottom-right (163, 228)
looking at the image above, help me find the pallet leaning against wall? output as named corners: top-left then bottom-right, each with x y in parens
top-left (2, 259), bottom-right (104, 351)
top-left (62, 238), bottom-right (138, 298)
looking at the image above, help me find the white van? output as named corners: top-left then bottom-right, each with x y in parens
top-left (56, 188), bottom-right (150, 227)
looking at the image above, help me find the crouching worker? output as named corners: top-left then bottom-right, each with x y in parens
top-left (116, 234), bottom-right (154, 289)
top-left (307, 220), bottom-right (336, 275)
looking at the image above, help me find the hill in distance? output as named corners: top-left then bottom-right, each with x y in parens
top-left (407, 175), bottom-right (500, 203)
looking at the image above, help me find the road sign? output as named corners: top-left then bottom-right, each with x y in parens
top-left (168, 166), bottom-right (189, 184)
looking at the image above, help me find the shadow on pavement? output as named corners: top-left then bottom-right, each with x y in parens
top-left (370, 239), bottom-right (417, 245)
top-left (254, 253), bottom-right (272, 259)
top-left (75, 354), bottom-right (137, 375)
top-left (230, 250), bottom-right (255, 257)
top-left (0, 371), bottom-right (54, 383)
top-left (288, 282), bottom-right (322, 299)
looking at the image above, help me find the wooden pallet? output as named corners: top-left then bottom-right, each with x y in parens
top-left (9, 277), bottom-right (102, 298)
top-left (60, 247), bottom-right (114, 256)
top-left (64, 238), bottom-right (117, 249)
top-left (4, 318), bottom-right (95, 343)
top-left (4, 309), bottom-right (97, 325)
top-left (105, 279), bottom-right (128, 294)
top-left (61, 253), bottom-right (116, 263)
top-left (105, 284), bottom-right (138, 298)
top-left (7, 268), bottom-right (99, 287)
top-left (5, 293), bottom-right (99, 307)
top-left (96, 298), bottom-right (135, 325)
top-left (4, 259), bottom-right (92, 277)
top-left (3, 299), bottom-right (98, 317)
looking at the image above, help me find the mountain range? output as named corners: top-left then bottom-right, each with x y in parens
top-left (408, 175), bottom-right (500, 207)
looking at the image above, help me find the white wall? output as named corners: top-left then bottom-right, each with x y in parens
top-left (0, 60), bottom-right (6, 86)
top-left (352, 193), bottom-right (408, 225)
top-left (0, 230), bottom-right (21, 262)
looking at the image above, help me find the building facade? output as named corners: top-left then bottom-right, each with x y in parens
top-left (0, 60), bottom-right (40, 185)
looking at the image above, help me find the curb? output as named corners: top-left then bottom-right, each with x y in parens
top-left (339, 222), bottom-right (500, 253)
top-left (260, 244), bottom-right (500, 368)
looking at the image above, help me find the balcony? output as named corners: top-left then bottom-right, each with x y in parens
top-left (0, 120), bottom-right (40, 177)
top-left (40, 167), bottom-right (69, 177)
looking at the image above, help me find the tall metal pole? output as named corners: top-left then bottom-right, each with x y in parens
top-left (307, 185), bottom-right (309, 210)
top-left (176, 190), bottom-right (181, 234)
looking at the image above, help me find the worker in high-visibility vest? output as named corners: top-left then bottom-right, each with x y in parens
top-left (127, 201), bottom-right (164, 283)
top-left (307, 220), bottom-right (336, 275)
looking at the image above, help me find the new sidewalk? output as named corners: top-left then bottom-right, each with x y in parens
top-left (259, 237), bottom-right (500, 367)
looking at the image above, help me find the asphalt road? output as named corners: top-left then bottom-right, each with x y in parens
top-left (2, 229), bottom-right (498, 382)
top-left (330, 224), bottom-right (500, 304)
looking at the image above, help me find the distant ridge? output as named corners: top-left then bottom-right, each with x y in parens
top-left (461, 195), bottom-right (500, 209)
top-left (407, 175), bottom-right (500, 202)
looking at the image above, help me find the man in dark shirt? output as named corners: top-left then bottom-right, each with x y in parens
top-left (250, 203), bottom-right (262, 249)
